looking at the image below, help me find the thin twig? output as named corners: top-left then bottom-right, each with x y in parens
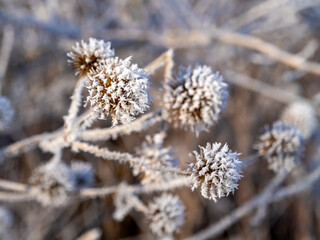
top-left (0, 179), bottom-right (29, 192)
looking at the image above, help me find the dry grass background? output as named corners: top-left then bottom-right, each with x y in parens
top-left (1, 0), bottom-right (320, 239)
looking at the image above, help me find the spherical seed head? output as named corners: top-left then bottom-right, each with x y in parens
top-left (85, 56), bottom-right (150, 125)
top-left (133, 132), bottom-right (178, 185)
top-left (67, 38), bottom-right (114, 76)
top-left (0, 96), bottom-right (14, 132)
top-left (255, 121), bottom-right (304, 173)
top-left (147, 193), bottom-right (185, 239)
top-left (29, 161), bottom-right (76, 207)
top-left (281, 101), bottom-right (317, 139)
top-left (70, 161), bottom-right (95, 189)
top-left (163, 65), bottom-right (228, 136)
top-left (188, 143), bottom-right (242, 201)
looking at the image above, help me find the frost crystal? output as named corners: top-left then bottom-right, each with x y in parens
top-left (0, 96), bottom-right (14, 132)
top-left (256, 121), bottom-right (304, 173)
top-left (163, 65), bottom-right (228, 136)
top-left (29, 161), bottom-right (76, 207)
top-left (188, 143), bottom-right (242, 201)
top-left (85, 57), bottom-right (150, 125)
top-left (70, 161), bottom-right (95, 188)
top-left (0, 206), bottom-right (13, 233)
top-left (147, 193), bottom-right (185, 239)
top-left (281, 101), bottom-right (317, 139)
top-left (68, 38), bottom-right (114, 76)
top-left (133, 132), bottom-right (178, 185)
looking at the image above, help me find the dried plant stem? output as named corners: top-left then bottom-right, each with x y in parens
top-left (0, 179), bottom-right (29, 192)
top-left (144, 49), bottom-right (174, 75)
top-left (0, 191), bottom-right (32, 202)
top-left (130, 195), bottom-right (149, 214)
top-left (79, 110), bottom-right (163, 142)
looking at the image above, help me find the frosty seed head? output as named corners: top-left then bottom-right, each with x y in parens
top-left (68, 38), bottom-right (114, 76)
top-left (188, 143), bottom-right (242, 201)
top-left (280, 101), bottom-right (317, 139)
top-left (85, 56), bottom-right (150, 125)
top-left (0, 96), bottom-right (14, 132)
top-left (70, 161), bottom-right (95, 189)
top-left (29, 161), bottom-right (76, 207)
top-left (255, 121), bottom-right (304, 173)
top-left (147, 193), bottom-right (185, 239)
top-left (133, 132), bottom-right (178, 185)
top-left (163, 65), bottom-right (228, 136)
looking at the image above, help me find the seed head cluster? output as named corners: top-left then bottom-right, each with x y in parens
top-left (85, 57), bottom-right (150, 125)
top-left (68, 38), bottom-right (114, 76)
top-left (188, 143), bottom-right (242, 201)
top-left (163, 65), bottom-right (228, 136)
top-left (147, 193), bottom-right (185, 239)
top-left (255, 121), bottom-right (304, 172)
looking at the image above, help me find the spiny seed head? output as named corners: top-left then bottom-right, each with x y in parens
top-left (147, 193), bottom-right (185, 239)
top-left (255, 121), bottom-right (304, 173)
top-left (70, 161), bottom-right (95, 189)
top-left (188, 143), bottom-right (242, 201)
top-left (281, 101), bottom-right (317, 139)
top-left (163, 65), bottom-right (228, 136)
top-left (85, 56), bottom-right (150, 125)
top-left (0, 96), bottom-right (14, 132)
top-left (29, 161), bottom-right (76, 207)
top-left (133, 132), bottom-right (178, 185)
top-left (67, 38), bottom-right (114, 76)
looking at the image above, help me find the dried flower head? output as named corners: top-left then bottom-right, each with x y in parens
top-left (85, 57), bottom-right (150, 125)
top-left (188, 143), bottom-right (242, 201)
top-left (29, 161), bottom-right (76, 207)
top-left (147, 193), bottom-right (185, 239)
top-left (255, 121), bottom-right (304, 173)
top-left (0, 206), bottom-right (13, 233)
top-left (133, 132), bottom-right (178, 185)
top-left (68, 38), bottom-right (114, 76)
top-left (281, 101), bottom-right (317, 139)
top-left (70, 161), bottom-right (95, 188)
top-left (163, 65), bottom-right (228, 136)
top-left (0, 96), bottom-right (14, 132)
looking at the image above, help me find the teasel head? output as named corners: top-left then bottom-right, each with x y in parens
top-left (163, 65), bottom-right (228, 136)
top-left (70, 161), bottom-right (95, 189)
top-left (85, 56), bottom-right (150, 125)
top-left (147, 193), bottom-right (185, 239)
top-left (280, 101), bottom-right (317, 140)
top-left (67, 38), bottom-right (114, 76)
top-left (0, 96), bottom-right (14, 132)
top-left (255, 121), bottom-right (304, 173)
top-left (29, 161), bottom-right (76, 207)
top-left (188, 143), bottom-right (242, 201)
top-left (133, 132), bottom-right (178, 185)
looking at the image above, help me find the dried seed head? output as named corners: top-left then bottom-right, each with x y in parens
top-left (85, 56), bottom-right (150, 125)
top-left (70, 161), bottom-right (95, 189)
top-left (255, 121), bottom-right (304, 173)
top-left (0, 96), bottom-right (14, 132)
top-left (188, 143), bottom-right (242, 201)
top-left (163, 65), bottom-right (228, 136)
top-left (281, 101), bottom-right (317, 139)
top-left (29, 161), bottom-right (76, 207)
top-left (133, 132), bottom-right (178, 185)
top-left (147, 193), bottom-right (185, 239)
top-left (68, 38), bottom-right (114, 76)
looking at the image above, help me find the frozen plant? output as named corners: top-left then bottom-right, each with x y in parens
top-left (163, 65), bottom-right (228, 136)
top-left (85, 57), bottom-right (150, 125)
top-left (188, 143), bottom-right (242, 201)
top-left (255, 121), bottom-right (304, 173)
top-left (0, 96), bottom-right (14, 132)
top-left (280, 101), bottom-right (317, 139)
top-left (147, 193), bottom-right (185, 240)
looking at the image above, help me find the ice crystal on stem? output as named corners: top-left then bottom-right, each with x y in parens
top-left (133, 132), bottom-right (178, 185)
top-left (67, 38), bottom-right (114, 76)
top-left (70, 161), bottom-right (95, 188)
top-left (147, 193), bottom-right (185, 239)
top-left (281, 101), bottom-right (317, 139)
top-left (256, 121), bottom-right (304, 173)
top-left (85, 57), bottom-right (150, 125)
top-left (0, 96), bottom-right (14, 132)
top-left (163, 65), bottom-right (228, 136)
top-left (188, 143), bottom-right (242, 201)
top-left (29, 161), bottom-right (76, 207)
